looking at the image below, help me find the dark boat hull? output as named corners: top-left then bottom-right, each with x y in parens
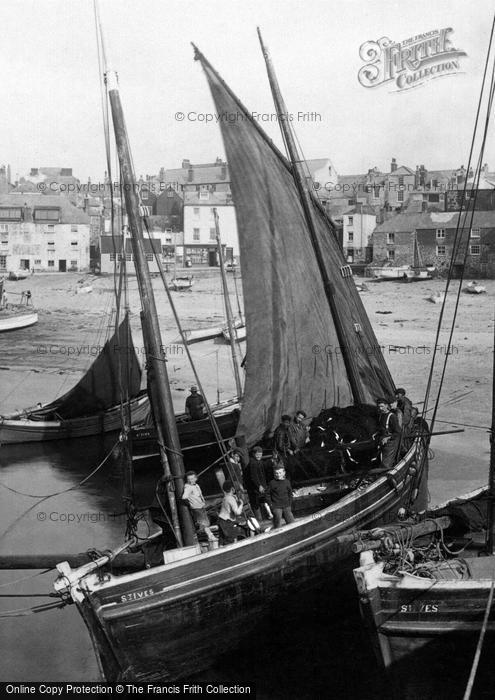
top-left (64, 440), bottom-right (426, 682)
top-left (354, 497), bottom-right (495, 699)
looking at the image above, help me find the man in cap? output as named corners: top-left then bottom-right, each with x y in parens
top-left (395, 388), bottom-right (414, 452)
top-left (246, 446), bottom-right (272, 521)
top-left (376, 398), bottom-right (401, 469)
top-left (185, 385), bottom-right (205, 421)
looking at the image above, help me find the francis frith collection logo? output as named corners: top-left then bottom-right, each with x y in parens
top-left (358, 28), bottom-right (467, 91)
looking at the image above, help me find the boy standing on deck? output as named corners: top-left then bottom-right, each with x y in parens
top-left (269, 466), bottom-right (295, 528)
top-left (182, 471), bottom-right (216, 543)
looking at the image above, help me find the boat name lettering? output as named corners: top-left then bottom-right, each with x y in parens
top-left (121, 588), bottom-right (155, 603)
top-left (400, 603), bottom-right (438, 613)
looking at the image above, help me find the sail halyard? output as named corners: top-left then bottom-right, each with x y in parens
top-left (193, 46), bottom-right (395, 445)
top-left (256, 28), bottom-right (365, 405)
top-left (99, 55), bottom-right (195, 545)
top-left (214, 208), bottom-right (243, 398)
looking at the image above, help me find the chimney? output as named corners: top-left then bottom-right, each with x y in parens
top-left (390, 158), bottom-right (397, 172)
top-left (182, 159), bottom-right (191, 169)
top-left (415, 165), bottom-right (420, 189)
top-left (221, 164), bottom-right (227, 180)
top-left (187, 166), bottom-right (194, 183)
top-left (215, 157), bottom-right (223, 165)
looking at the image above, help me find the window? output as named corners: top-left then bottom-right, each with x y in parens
top-left (199, 191), bottom-right (209, 201)
top-left (0, 224), bottom-right (9, 232)
top-left (436, 245), bottom-right (446, 257)
top-left (398, 176), bottom-right (404, 187)
top-left (470, 244), bottom-right (481, 255)
top-left (0, 255), bottom-right (6, 269)
top-left (110, 253), bottom-right (116, 261)
top-left (436, 229), bottom-right (445, 239)
top-left (47, 241), bottom-right (55, 247)
top-left (0, 208), bottom-right (22, 220)
top-left (71, 241), bottom-right (78, 247)
top-left (45, 225), bottom-right (55, 232)
top-left (387, 249), bottom-right (395, 260)
top-left (70, 260), bottom-right (78, 267)
top-left (471, 228), bottom-right (480, 238)
top-left (387, 233), bottom-right (395, 244)
top-left (210, 227), bottom-right (216, 241)
top-left (193, 207), bottom-right (200, 217)
top-left (146, 253), bottom-right (153, 261)
top-left (193, 228), bottom-right (200, 241)
top-left (167, 189), bottom-right (174, 198)
top-left (34, 259), bottom-right (41, 265)
top-left (348, 232), bottom-right (354, 243)
top-left (397, 190), bottom-right (404, 202)
top-left (1, 240), bottom-right (7, 246)
top-left (348, 216), bottom-right (353, 226)
top-left (47, 260), bottom-right (55, 267)
top-left (126, 254), bottom-right (132, 261)
top-left (141, 190), bottom-right (149, 201)
top-left (33, 209), bottom-right (59, 221)
top-left (71, 225), bottom-right (78, 233)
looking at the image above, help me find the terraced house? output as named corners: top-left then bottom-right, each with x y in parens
top-left (0, 193), bottom-right (90, 273)
top-left (372, 211), bottom-right (495, 276)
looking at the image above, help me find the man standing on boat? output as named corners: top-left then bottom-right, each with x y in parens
top-left (185, 385), bottom-right (205, 421)
top-left (247, 446), bottom-right (273, 521)
top-left (395, 388), bottom-right (414, 452)
top-left (376, 398), bottom-right (401, 469)
top-left (273, 414), bottom-right (292, 458)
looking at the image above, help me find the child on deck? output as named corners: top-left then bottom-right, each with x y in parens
top-left (268, 466), bottom-right (295, 529)
top-left (181, 471), bottom-right (216, 543)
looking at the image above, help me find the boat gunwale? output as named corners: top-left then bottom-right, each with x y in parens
top-left (76, 440), bottom-right (421, 609)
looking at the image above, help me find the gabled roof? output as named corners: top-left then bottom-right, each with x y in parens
top-left (388, 165), bottom-right (415, 176)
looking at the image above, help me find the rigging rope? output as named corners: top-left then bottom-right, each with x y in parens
top-left (463, 578), bottom-right (495, 700)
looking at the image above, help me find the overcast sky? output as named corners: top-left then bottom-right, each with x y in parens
top-left (1, 0), bottom-right (494, 181)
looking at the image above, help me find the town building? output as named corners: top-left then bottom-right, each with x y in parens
top-left (0, 193), bottom-right (90, 273)
top-left (338, 204), bottom-right (376, 264)
top-left (372, 210), bottom-right (495, 277)
top-left (183, 190), bottom-right (237, 265)
top-left (99, 226), bottom-right (183, 275)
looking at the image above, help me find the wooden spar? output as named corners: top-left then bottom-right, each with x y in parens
top-left (102, 70), bottom-right (195, 545)
top-left (352, 515), bottom-right (454, 553)
top-left (0, 552), bottom-right (145, 571)
top-left (256, 28), bottom-right (364, 405)
top-left (488, 307), bottom-right (495, 553)
top-left (232, 266), bottom-right (244, 325)
top-left (213, 208), bottom-right (243, 398)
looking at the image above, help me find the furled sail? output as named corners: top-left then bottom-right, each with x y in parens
top-left (195, 49), bottom-right (395, 445)
top-left (31, 315), bottom-right (141, 420)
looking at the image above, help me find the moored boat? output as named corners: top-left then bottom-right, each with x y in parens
top-left (53, 22), bottom-right (429, 683)
top-left (371, 265), bottom-right (411, 280)
top-left (464, 281), bottom-right (487, 294)
top-left (169, 275), bottom-right (194, 291)
top-left (0, 307), bottom-right (38, 332)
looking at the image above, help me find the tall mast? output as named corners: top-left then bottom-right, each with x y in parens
top-left (487, 311), bottom-right (495, 553)
top-left (213, 208), bottom-right (243, 398)
top-left (256, 28), bottom-right (364, 404)
top-left (96, 11), bottom-right (195, 547)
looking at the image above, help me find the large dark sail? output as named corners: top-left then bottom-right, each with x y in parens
top-left (195, 49), bottom-right (395, 445)
top-left (34, 315), bottom-right (141, 420)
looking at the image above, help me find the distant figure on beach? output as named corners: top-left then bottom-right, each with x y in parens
top-left (1, 289), bottom-right (7, 309)
top-left (185, 386), bottom-right (205, 421)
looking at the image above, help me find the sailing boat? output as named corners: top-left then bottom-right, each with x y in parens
top-left (0, 314), bottom-right (148, 442)
top-left (53, 27), bottom-right (428, 682)
top-left (403, 234), bottom-right (433, 282)
top-left (0, 277), bottom-right (38, 332)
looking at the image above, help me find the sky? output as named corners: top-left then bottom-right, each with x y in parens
top-left (1, 0), bottom-right (494, 181)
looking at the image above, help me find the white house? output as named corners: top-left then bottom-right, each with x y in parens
top-left (342, 204), bottom-right (376, 264)
top-left (183, 191), bottom-right (238, 265)
top-left (0, 193), bottom-right (90, 273)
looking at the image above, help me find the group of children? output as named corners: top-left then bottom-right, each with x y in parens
top-left (181, 448), bottom-right (296, 548)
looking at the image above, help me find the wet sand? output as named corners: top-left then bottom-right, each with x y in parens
top-left (0, 271), bottom-right (491, 504)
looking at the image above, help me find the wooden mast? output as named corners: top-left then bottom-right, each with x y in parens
top-left (256, 28), bottom-right (364, 404)
top-left (213, 208), bottom-right (243, 398)
top-left (97, 18), bottom-right (195, 547)
top-left (487, 310), bottom-right (495, 553)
